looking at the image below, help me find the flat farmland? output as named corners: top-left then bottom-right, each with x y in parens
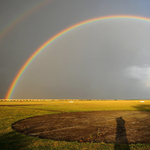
top-left (0, 100), bottom-right (150, 150)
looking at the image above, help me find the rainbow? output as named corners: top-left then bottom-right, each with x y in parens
top-left (5, 15), bottom-right (150, 99)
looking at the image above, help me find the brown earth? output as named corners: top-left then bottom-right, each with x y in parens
top-left (12, 111), bottom-right (150, 144)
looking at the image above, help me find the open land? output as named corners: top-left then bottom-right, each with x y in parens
top-left (0, 100), bottom-right (150, 150)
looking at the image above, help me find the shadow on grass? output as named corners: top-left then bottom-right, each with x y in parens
top-left (0, 131), bottom-right (32, 150)
top-left (133, 104), bottom-right (150, 111)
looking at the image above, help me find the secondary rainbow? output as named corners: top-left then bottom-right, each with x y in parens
top-left (0, 0), bottom-right (51, 42)
top-left (5, 15), bottom-right (150, 99)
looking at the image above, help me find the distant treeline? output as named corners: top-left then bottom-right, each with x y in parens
top-left (0, 99), bottom-right (149, 101)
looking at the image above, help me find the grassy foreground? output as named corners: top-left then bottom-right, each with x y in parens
top-left (0, 100), bottom-right (150, 150)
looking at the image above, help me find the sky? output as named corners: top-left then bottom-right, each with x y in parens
top-left (1, 0), bottom-right (150, 99)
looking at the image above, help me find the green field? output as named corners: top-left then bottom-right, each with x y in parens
top-left (0, 100), bottom-right (150, 150)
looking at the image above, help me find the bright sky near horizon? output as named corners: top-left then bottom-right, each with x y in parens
top-left (1, 0), bottom-right (150, 99)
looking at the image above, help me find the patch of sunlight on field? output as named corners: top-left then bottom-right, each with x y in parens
top-left (1, 100), bottom-right (150, 112)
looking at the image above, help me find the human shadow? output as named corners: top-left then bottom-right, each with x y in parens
top-left (114, 117), bottom-right (130, 150)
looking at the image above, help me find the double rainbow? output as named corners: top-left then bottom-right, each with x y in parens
top-left (5, 15), bottom-right (150, 99)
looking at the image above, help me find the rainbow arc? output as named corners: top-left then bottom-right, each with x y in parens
top-left (5, 15), bottom-right (150, 99)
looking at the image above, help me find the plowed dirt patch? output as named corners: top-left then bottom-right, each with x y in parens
top-left (12, 111), bottom-right (150, 144)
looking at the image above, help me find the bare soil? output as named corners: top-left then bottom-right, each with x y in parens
top-left (12, 111), bottom-right (150, 144)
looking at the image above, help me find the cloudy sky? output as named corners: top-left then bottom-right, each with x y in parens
top-left (1, 0), bottom-right (150, 99)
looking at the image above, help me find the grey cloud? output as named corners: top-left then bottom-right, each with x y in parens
top-left (11, 19), bottom-right (150, 99)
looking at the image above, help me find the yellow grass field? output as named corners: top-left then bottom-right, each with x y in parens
top-left (0, 100), bottom-right (150, 112)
